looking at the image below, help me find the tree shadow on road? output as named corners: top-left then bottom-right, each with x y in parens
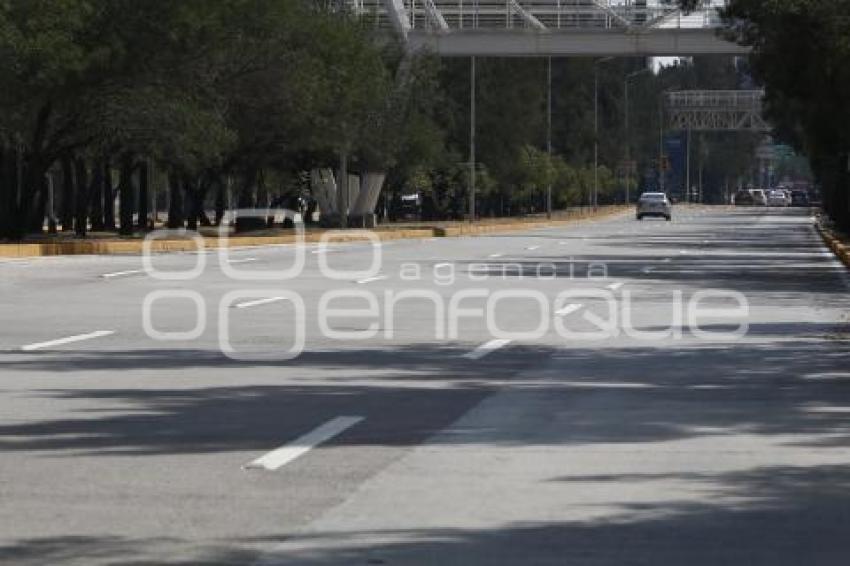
top-left (251, 463), bottom-right (850, 566)
top-left (1, 334), bottom-right (849, 454)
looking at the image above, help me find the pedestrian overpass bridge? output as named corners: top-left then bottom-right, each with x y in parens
top-left (349, 1), bottom-right (747, 56)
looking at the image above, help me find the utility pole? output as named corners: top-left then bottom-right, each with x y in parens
top-left (624, 68), bottom-right (650, 205)
top-left (546, 57), bottom-right (553, 219)
top-left (698, 140), bottom-right (704, 204)
top-left (685, 126), bottom-right (691, 203)
top-left (469, 56), bottom-right (476, 223)
top-left (593, 64), bottom-right (599, 210)
top-left (593, 57), bottom-right (613, 211)
top-left (658, 97), bottom-right (665, 194)
top-left (624, 76), bottom-right (630, 204)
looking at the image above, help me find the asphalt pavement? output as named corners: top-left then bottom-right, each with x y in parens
top-left (1, 206), bottom-right (849, 565)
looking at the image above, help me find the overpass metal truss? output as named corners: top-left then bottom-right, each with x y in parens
top-left (348, 1), bottom-right (748, 56)
top-left (665, 90), bottom-right (770, 132)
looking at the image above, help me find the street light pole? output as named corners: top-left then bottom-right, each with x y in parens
top-left (547, 56), bottom-right (552, 219)
top-left (624, 68), bottom-right (651, 205)
top-left (469, 56), bottom-right (476, 223)
top-left (593, 57), bottom-right (614, 211)
top-left (686, 125), bottom-right (691, 203)
top-left (658, 95), bottom-right (665, 194)
top-left (594, 64), bottom-right (599, 211)
top-left (624, 77), bottom-right (629, 204)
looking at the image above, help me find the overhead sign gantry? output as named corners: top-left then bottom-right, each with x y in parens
top-left (351, 1), bottom-right (748, 57)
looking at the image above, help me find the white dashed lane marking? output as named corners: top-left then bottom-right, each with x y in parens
top-left (102, 269), bottom-right (144, 278)
top-left (21, 330), bottom-right (115, 352)
top-left (244, 416), bottom-right (365, 471)
top-left (463, 339), bottom-right (512, 360)
top-left (356, 275), bottom-right (388, 284)
top-left (555, 304), bottom-right (582, 316)
top-left (234, 297), bottom-right (288, 309)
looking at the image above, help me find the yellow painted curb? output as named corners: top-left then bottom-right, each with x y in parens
top-left (816, 223), bottom-right (850, 269)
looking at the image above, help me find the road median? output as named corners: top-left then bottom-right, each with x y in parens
top-left (0, 206), bottom-right (630, 258)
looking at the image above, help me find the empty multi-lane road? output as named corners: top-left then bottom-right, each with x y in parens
top-left (1, 207), bottom-right (849, 565)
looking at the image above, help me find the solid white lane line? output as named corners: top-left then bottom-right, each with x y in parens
top-left (462, 339), bottom-right (512, 360)
top-left (244, 416), bottom-right (365, 471)
top-left (234, 297), bottom-right (288, 309)
top-left (311, 249), bottom-right (339, 255)
top-left (22, 330), bottom-right (115, 352)
top-left (607, 282), bottom-right (624, 291)
top-left (228, 258), bottom-right (258, 264)
top-left (101, 269), bottom-right (144, 278)
top-left (356, 275), bottom-right (387, 284)
top-left (555, 303), bottom-right (582, 316)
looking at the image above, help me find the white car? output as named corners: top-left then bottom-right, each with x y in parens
top-left (766, 190), bottom-right (789, 206)
top-left (636, 192), bottom-right (672, 221)
top-left (750, 189), bottom-right (767, 205)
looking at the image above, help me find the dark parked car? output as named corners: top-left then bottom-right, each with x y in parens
top-left (790, 190), bottom-right (810, 207)
top-left (734, 190), bottom-right (755, 205)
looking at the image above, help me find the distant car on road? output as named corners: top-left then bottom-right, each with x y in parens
top-left (766, 189), bottom-right (789, 207)
top-left (750, 189), bottom-right (767, 206)
top-left (790, 190), bottom-right (810, 207)
top-left (636, 192), bottom-right (672, 221)
top-left (734, 190), bottom-right (755, 205)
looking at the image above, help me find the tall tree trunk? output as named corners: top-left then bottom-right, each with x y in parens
top-left (137, 159), bottom-right (149, 231)
top-left (4, 146), bottom-right (27, 239)
top-left (60, 157), bottom-right (74, 231)
top-left (89, 160), bottom-right (104, 231)
top-left (0, 145), bottom-right (26, 240)
top-left (74, 158), bottom-right (88, 237)
top-left (118, 156), bottom-right (134, 236)
top-left (103, 159), bottom-right (115, 231)
top-left (30, 171), bottom-right (48, 234)
top-left (167, 169), bottom-right (184, 229)
top-left (234, 168), bottom-right (259, 232)
top-left (237, 167), bottom-right (257, 208)
top-left (0, 145), bottom-right (8, 238)
top-left (0, 145), bottom-right (18, 239)
top-left (197, 176), bottom-right (213, 227)
top-left (338, 151), bottom-right (348, 228)
top-left (214, 177), bottom-right (226, 226)
top-left (185, 176), bottom-right (199, 232)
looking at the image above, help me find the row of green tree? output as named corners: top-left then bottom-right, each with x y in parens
top-left (407, 54), bottom-right (762, 220)
top-left (0, 0), bottom-right (416, 238)
top-left (705, 0), bottom-right (850, 228)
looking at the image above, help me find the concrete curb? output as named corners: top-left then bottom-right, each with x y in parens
top-left (815, 222), bottom-right (850, 268)
top-left (0, 207), bottom-right (630, 258)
